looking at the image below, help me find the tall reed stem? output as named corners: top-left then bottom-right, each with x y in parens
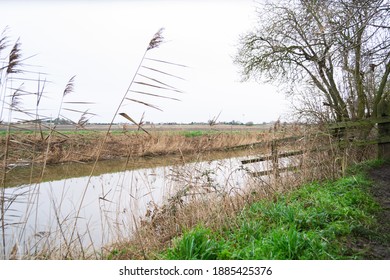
top-left (68, 28), bottom-right (161, 253)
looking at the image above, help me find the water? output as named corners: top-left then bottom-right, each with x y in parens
top-left (1, 150), bottom-right (271, 258)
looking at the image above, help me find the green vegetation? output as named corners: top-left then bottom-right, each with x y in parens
top-left (161, 162), bottom-right (382, 260)
top-left (164, 226), bottom-right (222, 260)
top-left (183, 130), bottom-right (206, 138)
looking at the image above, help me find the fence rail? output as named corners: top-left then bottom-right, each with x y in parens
top-left (241, 118), bottom-right (390, 177)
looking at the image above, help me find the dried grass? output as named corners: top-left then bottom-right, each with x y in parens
top-left (0, 128), bottom-right (271, 167)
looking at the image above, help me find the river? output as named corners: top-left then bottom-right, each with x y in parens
top-left (0, 150), bottom-right (270, 259)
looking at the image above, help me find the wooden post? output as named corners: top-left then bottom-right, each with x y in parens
top-left (271, 140), bottom-right (279, 179)
top-left (378, 120), bottom-right (390, 160)
top-left (377, 100), bottom-right (390, 161)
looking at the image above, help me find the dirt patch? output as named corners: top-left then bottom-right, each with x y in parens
top-left (363, 163), bottom-right (390, 259)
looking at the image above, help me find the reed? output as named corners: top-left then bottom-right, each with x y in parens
top-left (0, 27), bottom-right (101, 258)
top-left (1, 31), bottom-right (24, 258)
top-left (0, 27), bottom-right (189, 259)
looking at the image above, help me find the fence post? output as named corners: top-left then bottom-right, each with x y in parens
top-left (271, 140), bottom-right (279, 179)
top-left (377, 101), bottom-right (390, 161)
top-left (378, 120), bottom-right (390, 161)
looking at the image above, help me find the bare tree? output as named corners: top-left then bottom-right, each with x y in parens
top-left (235, 0), bottom-right (390, 122)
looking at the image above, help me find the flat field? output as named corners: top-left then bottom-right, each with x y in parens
top-left (0, 123), bottom-right (272, 132)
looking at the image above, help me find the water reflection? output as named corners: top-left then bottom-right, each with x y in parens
top-left (4, 155), bottom-right (184, 188)
top-left (4, 150), bottom-right (253, 188)
top-left (1, 150), bottom-right (270, 258)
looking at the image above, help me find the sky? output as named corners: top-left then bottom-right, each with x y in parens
top-left (1, 0), bottom-right (289, 124)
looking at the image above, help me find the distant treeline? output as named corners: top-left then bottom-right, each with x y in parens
top-left (17, 118), bottom-right (273, 126)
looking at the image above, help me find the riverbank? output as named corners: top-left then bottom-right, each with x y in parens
top-left (0, 125), bottom-right (273, 167)
top-left (108, 160), bottom-right (389, 260)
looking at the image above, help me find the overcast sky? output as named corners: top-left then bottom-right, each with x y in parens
top-left (1, 0), bottom-right (289, 124)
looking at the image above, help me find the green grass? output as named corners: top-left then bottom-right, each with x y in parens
top-left (183, 130), bottom-right (206, 138)
top-left (181, 129), bottom-right (259, 138)
top-left (164, 226), bottom-right (222, 260)
top-left (160, 163), bottom-right (381, 260)
top-left (345, 159), bottom-right (386, 176)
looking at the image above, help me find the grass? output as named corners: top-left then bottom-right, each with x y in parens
top-left (183, 130), bottom-right (206, 138)
top-left (159, 162), bottom-right (381, 260)
top-left (164, 226), bottom-right (221, 260)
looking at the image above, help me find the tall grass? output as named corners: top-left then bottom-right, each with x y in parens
top-left (0, 33), bottom-right (88, 258)
top-left (67, 28), bottom-right (188, 257)
top-left (0, 27), bottom-right (189, 259)
top-left (0, 30), bottom-right (26, 258)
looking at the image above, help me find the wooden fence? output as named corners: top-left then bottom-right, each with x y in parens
top-left (240, 118), bottom-right (390, 177)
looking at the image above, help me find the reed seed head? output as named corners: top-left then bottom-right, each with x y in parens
top-left (7, 39), bottom-right (22, 74)
top-left (63, 75), bottom-right (76, 97)
top-left (0, 34), bottom-right (8, 54)
top-left (147, 28), bottom-right (165, 51)
top-left (11, 86), bottom-right (22, 109)
top-left (77, 109), bottom-right (90, 128)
